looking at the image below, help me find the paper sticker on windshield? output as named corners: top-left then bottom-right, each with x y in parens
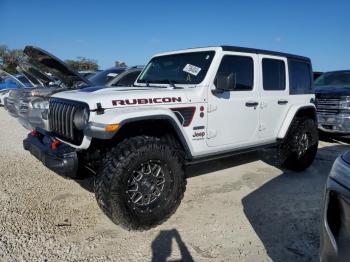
top-left (183, 64), bottom-right (201, 76)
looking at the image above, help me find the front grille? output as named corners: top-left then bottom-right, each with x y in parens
top-left (316, 97), bottom-right (341, 115)
top-left (49, 98), bottom-right (88, 145)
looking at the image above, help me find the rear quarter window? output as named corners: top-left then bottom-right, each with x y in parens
top-left (288, 59), bottom-right (313, 94)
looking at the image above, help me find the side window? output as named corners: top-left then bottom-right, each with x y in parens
top-left (262, 58), bottom-right (286, 90)
top-left (216, 55), bottom-right (254, 91)
top-left (113, 71), bottom-right (140, 86)
top-left (288, 59), bottom-right (313, 94)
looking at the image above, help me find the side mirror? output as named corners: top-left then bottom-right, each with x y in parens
top-left (215, 73), bottom-right (236, 91)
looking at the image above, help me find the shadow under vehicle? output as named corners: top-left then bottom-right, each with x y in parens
top-left (242, 143), bottom-right (350, 262)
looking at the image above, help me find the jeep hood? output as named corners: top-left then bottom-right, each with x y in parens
top-left (23, 46), bottom-right (93, 88)
top-left (52, 86), bottom-right (189, 110)
top-left (315, 86), bottom-right (350, 97)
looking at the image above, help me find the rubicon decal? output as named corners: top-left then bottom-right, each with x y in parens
top-left (112, 97), bottom-right (182, 106)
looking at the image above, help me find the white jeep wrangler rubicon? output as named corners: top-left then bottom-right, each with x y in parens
top-left (23, 46), bottom-right (318, 230)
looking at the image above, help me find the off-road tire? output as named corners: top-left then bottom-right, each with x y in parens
top-left (94, 136), bottom-right (186, 230)
top-left (278, 117), bottom-right (318, 171)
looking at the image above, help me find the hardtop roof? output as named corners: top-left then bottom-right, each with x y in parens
top-left (153, 45), bottom-right (311, 62)
top-left (221, 45), bottom-right (310, 62)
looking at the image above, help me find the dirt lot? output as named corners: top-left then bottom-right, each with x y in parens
top-left (0, 108), bottom-right (349, 262)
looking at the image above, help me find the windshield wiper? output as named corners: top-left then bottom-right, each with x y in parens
top-left (156, 79), bottom-right (183, 89)
top-left (139, 79), bottom-right (167, 88)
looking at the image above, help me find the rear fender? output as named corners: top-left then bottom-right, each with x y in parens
top-left (277, 104), bottom-right (316, 139)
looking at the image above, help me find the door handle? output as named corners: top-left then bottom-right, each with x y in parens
top-left (245, 101), bottom-right (259, 107)
top-left (278, 99), bottom-right (288, 105)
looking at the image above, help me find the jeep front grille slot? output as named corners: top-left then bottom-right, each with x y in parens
top-left (49, 98), bottom-right (87, 145)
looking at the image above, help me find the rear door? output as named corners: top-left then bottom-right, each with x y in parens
top-left (206, 52), bottom-right (260, 148)
top-left (258, 55), bottom-right (289, 139)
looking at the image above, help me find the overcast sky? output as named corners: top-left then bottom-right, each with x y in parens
top-left (2, 0), bottom-right (349, 71)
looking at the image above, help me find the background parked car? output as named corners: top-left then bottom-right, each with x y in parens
top-left (17, 62), bottom-right (56, 87)
top-left (12, 46), bottom-right (93, 130)
top-left (315, 70), bottom-right (350, 136)
top-left (0, 73), bottom-right (32, 90)
top-left (313, 71), bottom-right (323, 81)
top-left (88, 67), bottom-right (127, 85)
top-left (108, 66), bottom-right (143, 87)
top-left (8, 46), bottom-right (144, 130)
top-left (79, 70), bottom-right (99, 78)
top-left (321, 150), bottom-right (350, 261)
top-left (81, 66), bottom-right (144, 92)
top-left (0, 70), bottom-right (32, 107)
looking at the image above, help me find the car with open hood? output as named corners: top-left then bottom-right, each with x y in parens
top-left (0, 70), bottom-right (32, 106)
top-left (12, 46), bottom-right (93, 129)
top-left (13, 46), bottom-right (142, 130)
top-left (4, 60), bottom-right (58, 117)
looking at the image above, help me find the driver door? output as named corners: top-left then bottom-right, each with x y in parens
top-left (206, 52), bottom-right (261, 148)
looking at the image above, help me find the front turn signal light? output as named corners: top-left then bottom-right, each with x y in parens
top-left (105, 124), bottom-right (120, 133)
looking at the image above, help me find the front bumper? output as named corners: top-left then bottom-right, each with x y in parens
top-left (318, 113), bottom-right (350, 134)
top-left (18, 106), bottom-right (49, 131)
top-left (23, 129), bottom-right (78, 178)
top-left (321, 156), bottom-right (350, 262)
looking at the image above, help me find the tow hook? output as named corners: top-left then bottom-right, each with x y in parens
top-left (31, 129), bottom-right (37, 137)
top-left (51, 140), bottom-right (61, 150)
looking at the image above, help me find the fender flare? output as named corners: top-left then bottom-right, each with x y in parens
top-left (277, 104), bottom-right (317, 139)
top-left (117, 115), bottom-right (194, 159)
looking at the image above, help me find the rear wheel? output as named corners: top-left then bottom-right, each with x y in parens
top-left (279, 117), bottom-right (319, 171)
top-left (94, 136), bottom-right (186, 230)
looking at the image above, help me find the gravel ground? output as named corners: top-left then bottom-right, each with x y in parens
top-left (0, 107), bottom-right (349, 262)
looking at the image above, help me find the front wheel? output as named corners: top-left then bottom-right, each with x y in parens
top-left (279, 117), bottom-right (319, 171)
top-left (94, 136), bottom-right (186, 230)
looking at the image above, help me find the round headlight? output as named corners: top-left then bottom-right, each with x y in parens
top-left (73, 107), bottom-right (90, 130)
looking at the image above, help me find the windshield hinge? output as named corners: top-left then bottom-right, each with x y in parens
top-left (207, 104), bottom-right (217, 113)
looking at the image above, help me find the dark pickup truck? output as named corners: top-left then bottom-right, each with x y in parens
top-left (315, 70), bottom-right (350, 135)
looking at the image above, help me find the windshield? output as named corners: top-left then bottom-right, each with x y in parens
top-left (138, 51), bottom-right (215, 85)
top-left (0, 77), bottom-right (23, 89)
top-left (314, 71), bottom-right (350, 87)
top-left (0, 71), bottom-right (27, 90)
top-left (89, 68), bottom-right (126, 85)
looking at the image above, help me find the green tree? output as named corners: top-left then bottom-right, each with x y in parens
top-left (0, 45), bottom-right (25, 74)
top-left (115, 60), bottom-right (127, 68)
top-left (65, 57), bottom-right (99, 71)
